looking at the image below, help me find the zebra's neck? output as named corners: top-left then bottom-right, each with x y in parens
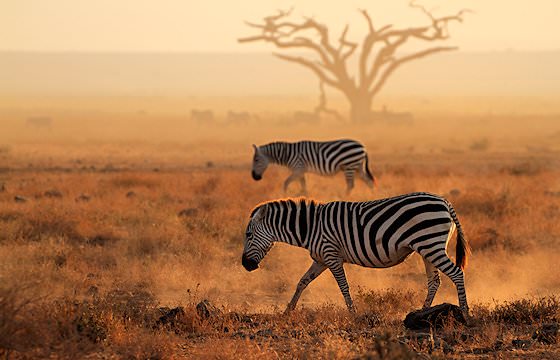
top-left (261, 143), bottom-right (290, 166)
top-left (264, 199), bottom-right (319, 249)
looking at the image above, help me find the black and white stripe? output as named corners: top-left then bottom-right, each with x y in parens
top-left (251, 139), bottom-right (375, 193)
top-left (241, 192), bottom-right (470, 312)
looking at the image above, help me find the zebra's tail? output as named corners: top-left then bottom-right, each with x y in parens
top-left (448, 201), bottom-right (470, 270)
top-left (364, 154), bottom-right (377, 188)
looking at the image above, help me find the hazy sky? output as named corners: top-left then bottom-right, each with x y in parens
top-left (2, 0), bottom-right (559, 52)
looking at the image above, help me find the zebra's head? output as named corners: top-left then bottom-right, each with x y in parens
top-left (251, 144), bottom-right (269, 181)
top-left (242, 204), bottom-right (274, 272)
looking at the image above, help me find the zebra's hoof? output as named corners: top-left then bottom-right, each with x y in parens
top-left (284, 307), bottom-right (295, 315)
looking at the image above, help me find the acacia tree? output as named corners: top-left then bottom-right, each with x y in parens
top-left (239, 2), bottom-right (467, 123)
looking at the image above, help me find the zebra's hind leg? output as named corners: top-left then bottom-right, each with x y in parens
top-left (422, 258), bottom-right (441, 309)
top-left (358, 162), bottom-right (375, 189)
top-left (285, 261), bottom-right (326, 313)
top-left (441, 262), bottom-right (468, 312)
top-left (422, 249), bottom-right (468, 312)
top-left (343, 169), bottom-right (356, 194)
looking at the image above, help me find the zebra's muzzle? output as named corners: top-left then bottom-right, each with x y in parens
top-left (241, 254), bottom-right (259, 271)
top-left (251, 171), bottom-right (262, 181)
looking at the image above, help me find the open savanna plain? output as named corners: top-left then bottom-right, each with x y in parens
top-left (1, 108), bottom-right (560, 359)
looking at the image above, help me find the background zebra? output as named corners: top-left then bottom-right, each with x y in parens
top-left (241, 192), bottom-right (470, 313)
top-left (251, 139), bottom-right (376, 194)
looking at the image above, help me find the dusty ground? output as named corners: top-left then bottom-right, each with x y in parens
top-left (1, 113), bottom-right (560, 358)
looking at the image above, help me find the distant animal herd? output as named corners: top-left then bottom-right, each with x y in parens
top-left (243, 138), bottom-right (470, 315)
top-left (190, 108), bottom-right (414, 126)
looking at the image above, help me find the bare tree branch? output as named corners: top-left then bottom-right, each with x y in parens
top-left (410, 0), bottom-right (435, 21)
top-left (370, 46), bottom-right (457, 96)
top-left (357, 7), bottom-right (380, 85)
top-left (359, 9), bottom-right (375, 33)
top-left (239, 33), bottom-right (332, 68)
top-left (358, 10), bottom-right (393, 87)
top-left (365, 35), bottom-right (409, 87)
top-left (370, 2), bottom-right (468, 44)
top-left (338, 25), bottom-right (358, 62)
top-left (315, 81), bottom-right (344, 121)
top-left (238, 35), bottom-right (269, 43)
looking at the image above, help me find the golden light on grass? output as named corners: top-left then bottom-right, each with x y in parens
top-left (0, 111), bottom-right (559, 357)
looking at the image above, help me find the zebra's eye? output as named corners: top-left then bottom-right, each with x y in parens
top-left (245, 231), bottom-right (252, 237)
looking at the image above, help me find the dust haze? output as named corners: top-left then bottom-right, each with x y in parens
top-left (1, 12), bottom-right (560, 357)
top-left (2, 69), bottom-right (559, 308)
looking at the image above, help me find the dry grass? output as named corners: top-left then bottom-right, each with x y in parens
top-left (0, 113), bottom-right (559, 358)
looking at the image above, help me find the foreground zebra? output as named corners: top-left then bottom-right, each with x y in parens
top-left (241, 192), bottom-right (470, 313)
top-left (251, 139), bottom-right (375, 194)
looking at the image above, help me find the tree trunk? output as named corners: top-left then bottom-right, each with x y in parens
top-left (348, 93), bottom-right (373, 123)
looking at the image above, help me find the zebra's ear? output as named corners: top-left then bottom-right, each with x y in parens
top-left (252, 144), bottom-right (259, 153)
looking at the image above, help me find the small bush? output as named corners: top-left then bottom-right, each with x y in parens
top-left (0, 145), bottom-right (11, 155)
top-left (504, 161), bottom-right (545, 176)
top-left (110, 175), bottom-right (159, 189)
top-left (469, 138), bottom-right (490, 152)
top-left (110, 325), bottom-right (173, 360)
top-left (355, 288), bottom-right (420, 323)
top-left (0, 284), bottom-right (35, 354)
top-left (86, 232), bottom-right (119, 246)
top-left (104, 285), bottom-right (158, 324)
top-left (17, 213), bottom-right (83, 243)
top-left (195, 176), bottom-right (221, 195)
top-left (454, 188), bottom-right (520, 219)
top-left (0, 211), bottom-right (21, 222)
top-left (488, 296), bottom-right (560, 325)
top-left (358, 333), bottom-right (420, 360)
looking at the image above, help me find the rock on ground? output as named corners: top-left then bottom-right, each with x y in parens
top-left (196, 299), bottom-right (221, 319)
top-left (404, 303), bottom-right (466, 330)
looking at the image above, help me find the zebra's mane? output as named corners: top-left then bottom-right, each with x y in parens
top-left (259, 142), bottom-right (288, 155)
top-left (250, 197), bottom-right (320, 218)
top-left (263, 141), bottom-right (289, 147)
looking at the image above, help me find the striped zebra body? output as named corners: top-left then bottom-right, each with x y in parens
top-left (242, 192), bottom-right (470, 312)
top-left (251, 139), bottom-right (375, 193)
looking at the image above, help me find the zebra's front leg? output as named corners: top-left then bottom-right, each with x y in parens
top-left (283, 173), bottom-right (298, 192)
top-left (285, 261), bottom-right (327, 313)
top-left (284, 171), bottom-right (305, 193)
top-left (298, 176), bottom-right (307, 195)
top-left (328, 261), bottom-right (355, 312)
